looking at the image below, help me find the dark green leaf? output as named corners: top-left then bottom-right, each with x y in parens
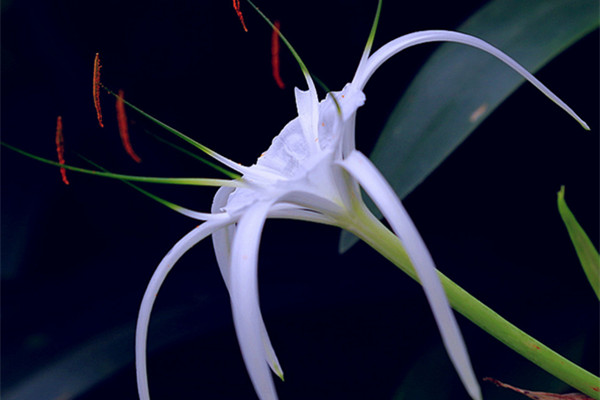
top-left (557, 186), bottom-right (600, 300)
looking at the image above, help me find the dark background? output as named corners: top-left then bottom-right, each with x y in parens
top-left (2, 1), bottom-right (598, 399)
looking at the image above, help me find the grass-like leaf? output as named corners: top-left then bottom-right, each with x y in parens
top-left (557, 186), bottom-right (600, 300)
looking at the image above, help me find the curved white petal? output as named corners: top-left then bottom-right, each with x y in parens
top-left (230, 201), bottom-right (280, 400)
top-left (136, 218), bottom-right (234, 400)
top-left (353, 30), bottom-right (588, 129)
top-left (339, 150), bottom-right (481, 400)
top-left (211, 186), bottom-right (238, 291)
top-left (176, 207), bottom-right (231, 221)
top-left (212, 188), bottom-right (285, 380)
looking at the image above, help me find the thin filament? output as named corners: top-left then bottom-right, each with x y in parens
top-left (55, 116), bottom-right (69, 185)
top-left (116, 89), bottom-right (142, 163)
top-left (233, 0), bottom-right (248, 32)
top-left (271, 20), bottom-right (285, 89)
top-left (93, 53), bottom-right (104, 128)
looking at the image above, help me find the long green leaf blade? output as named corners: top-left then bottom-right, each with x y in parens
top-left (557, 186), bottom-right (600, 300)
top-left (340, 0), bottom-right (599, 252)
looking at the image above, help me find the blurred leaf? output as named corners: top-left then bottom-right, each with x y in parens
top-left (392, 343), bottom-right (458, 400)
top-left (484, 377), bottom-right (593, 399)
top-left (340, 0), bottom-right (599, 252)
top-left (557, 186), bottom-right (600, 300)
top-left (2, 301), bottom-right (217, 400)
top-left (392, 324), bottom-right (589, 400)
top-left (3, 323), bottom-right (135, 400)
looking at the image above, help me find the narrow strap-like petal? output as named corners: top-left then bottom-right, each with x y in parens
top-left (230, 201), bottom-right (280, 400)
top-left (170, 207), bottom-right (231, 221)
top-left (352, 30), bottom-right (588, 129)
top-left (212, 189), bottom-right (285, 380)
top-left (136, 219), bottom-right (234, 400)
top-left (212, 187), bottom-right (237, 291)
top-left (339, 150), bottom-right (481, 400)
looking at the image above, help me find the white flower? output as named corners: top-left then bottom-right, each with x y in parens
top-left (135, 25), bottom-right (587, 400)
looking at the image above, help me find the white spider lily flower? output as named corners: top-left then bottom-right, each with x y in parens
top-left (135, 27), bottom-right (588, 400)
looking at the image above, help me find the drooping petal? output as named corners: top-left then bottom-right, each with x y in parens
top-left (211, 186), bottom-right (238, 290)
top-left (339, 150), bottom-right (481, 400)
top-left (211, 188), bottom-right (285, 380)
top-left (230, 201), bottom-right (280, 400)
top-left (135, 219), bottom-right (234, 400)
top-left (353, 30), bottom-right (588, 129)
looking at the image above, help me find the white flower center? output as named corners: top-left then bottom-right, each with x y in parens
top-left (223, 83), bottom-right (366, 215)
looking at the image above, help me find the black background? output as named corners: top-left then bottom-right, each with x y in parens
top-left (2, 1), bottom-right (598, 399)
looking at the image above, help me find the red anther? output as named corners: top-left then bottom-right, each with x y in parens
top-left (55, 116), bottom-right (69, 185)
top-left (233, 0), bottom-right (248, 32)
top-left (271, 20), bottom-right (285, 89)
top-left (116, 89), bottom-right (142, 163)
top-left (93, 53), bottom-right (104, 128)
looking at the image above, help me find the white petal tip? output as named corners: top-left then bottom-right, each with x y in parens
top-left (276, 370), bottom-right (285, 382)
top-left (581, 120), bottom-right (591, 131)
top-left (269, 357), bottom-right (284, 381)
top-left (467, 384), bottom-right (483, 400)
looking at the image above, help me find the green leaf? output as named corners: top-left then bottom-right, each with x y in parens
top-left (557, 186), bottom-right (600, 300)
top-left (340, 0), bottom-right (599, 252)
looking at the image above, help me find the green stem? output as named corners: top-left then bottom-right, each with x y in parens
top-left (348, 206), bottom-right (600, 398)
